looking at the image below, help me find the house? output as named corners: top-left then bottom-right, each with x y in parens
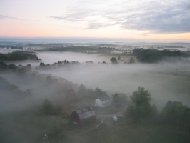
top-left (70, 107), bottom-right (96, 124)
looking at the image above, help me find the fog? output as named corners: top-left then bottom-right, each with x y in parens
top-left (37, 51), bottom-right (190, 108)
top-left (1, 50), bottom-right (190, 143)
top-left (1, 51), bottom-right (190, 113)
top-left (37, 51), bottom-right (109, 64)
top-left (0, 71), bottom-right (80, 110)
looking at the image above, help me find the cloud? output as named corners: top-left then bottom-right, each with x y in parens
top-left (87, 22), bottom-right (116, 29)
top-left (49, 16), bottom-right (65, 20)
top-left (0, 14), bottom-right (18, 20)
top-left (49, 0), bottom-right (190, 33)
top-left (122, 0), bottom-right (190, 33)
top-left (49, 10), bottom-right (99, 22)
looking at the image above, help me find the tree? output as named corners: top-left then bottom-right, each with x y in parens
top-left (112, 93), bottom-right (127, 107)
top-left (129, 56), bottom-right (135, 64)
top-left (102, 61), bottom-right (106, 64)
top-left (110, 57), bottom-right (118, 64)
top-left (26, 64), bottom-right (31, 69)
top-left (0, 61), bottom-right (7, 69)
top-left (95, 88), bottom-right (109, 99)
top-left (161, 101), bottom-right (190, 128)
top-left (118, 55), bottom-right (121, 60)
top-left (8, 64), bottom-right (17, 69)
top-left (133, 48), bottom-right (185, 63)
top-left (127, 87), bottom-right (157, 121)
top-left (40, 62), bottom-right (45, 66)
top-left (41, 100), bottom-right (61, 115)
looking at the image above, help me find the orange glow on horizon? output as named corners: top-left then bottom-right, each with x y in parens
top-left (0, 19), bottom-right (190, 40)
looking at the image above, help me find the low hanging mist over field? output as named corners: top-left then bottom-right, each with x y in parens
top-left (39, 62), bottom-right (190, 108)
top-left (35, 49), bottom-right (190, 109)
top-left (1, 40), bottom-right (190, 143)
top-left (37, 51), bottom-right (108, 64)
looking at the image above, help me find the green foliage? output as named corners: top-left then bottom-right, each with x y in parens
top-left (133, 49), bottom-right (186, 63)
top-left (110, 57), bottom-right (118, 64)
top-left (127, 87), bottom-right (157, 121)
top-left (131, 87), bottom-right (151, 105)
top-left (64, 60), bottom-right (69, 64)
top-left (0, 62), bottom-right (32, 71)
top-left (133, 49), bottom-right (162, 63)
top-left (77, 84), bottom-right (88, 96)
top-left (45, 46), bottom-right (114, 54)
top-left (0, 51), bottom-right (38, 61)
top-left (94, 88), bottom-right (109, 99)
top-left (26, 64), bottom-right (31, 68)
top-left (102, 61), bottom-right (106, 64)
top-left (41, 100), bottom-right (61, 116)
top-left (45, 125), bottom-right (66, 143)
top-left (129, 56), bottom-right (135, 64)
top-left (40, 62), bottom-right (45, 66)
top-left (0, 61), bottom-right (7, 69)
top-left (8, 64), bottom-right (17, 69)
top-left (161, 101), bottom-right (190, 128)
top-left (118, 55), bottom-right (121, 60)
top-left (112, 93), bottom-right (127, 107)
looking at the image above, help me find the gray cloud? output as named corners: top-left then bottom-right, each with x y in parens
top-left (49, 0), bottom-right (190, 33)
top-left (122, 0), bottom-right (190, 33)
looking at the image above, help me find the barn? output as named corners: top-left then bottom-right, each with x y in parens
top-left (70, 107), bottom-right (96, 124)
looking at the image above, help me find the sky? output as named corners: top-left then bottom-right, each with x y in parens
top-left (0, 0), bottom-right (190, 40)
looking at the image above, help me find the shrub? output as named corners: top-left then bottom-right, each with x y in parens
top-left (127, 87), bottom-right (157, 121)
top-left (161, 101), bottom-right (190, 128)
top-left (112, 93), bottom-right (128, 107)
top-left (110, 57), bottom-right (118, 64)
top-left (41, 100), bottom-right (61, 116)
